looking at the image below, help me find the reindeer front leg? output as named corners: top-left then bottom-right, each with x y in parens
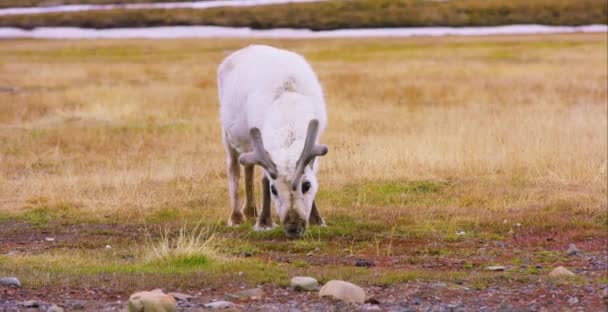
top-left (254, 176), bottom-right (277, 231)
top-left (243, 165), bottom-right (258, 219)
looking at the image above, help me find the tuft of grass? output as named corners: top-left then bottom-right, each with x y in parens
top-left (144, 223), bottom-right (222, 265)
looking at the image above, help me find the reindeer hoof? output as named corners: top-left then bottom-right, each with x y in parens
top-left (227, 211), bottom-right (245, 227)
top-left (253, 222), bottom-right (277, 231)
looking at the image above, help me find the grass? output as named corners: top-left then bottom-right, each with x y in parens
top-left (0, 34), bottom-right (606, 297)
top-left (0, 0), bottom-right (606, 29)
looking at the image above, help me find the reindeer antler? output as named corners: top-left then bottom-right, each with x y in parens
top-left (239, 128), bottom-right (278, 179)
top-left (292, 119), bottom-right (328, 191)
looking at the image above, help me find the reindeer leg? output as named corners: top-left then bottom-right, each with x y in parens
top-left (254, 176), bottom-right (277, 231)
top-left (224, 132), bottom-right (243, 226)
top-left (308, 200), bottom-right (326, 226)
top-left (243, 165), bottom-right (257, 219)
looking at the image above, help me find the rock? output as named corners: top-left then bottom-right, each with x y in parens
top-left (47, 304), bottom-right (64, 312)
top-left (486, 265), bottom-right (506, 271)
top-left (431, 282), bottom-right (447, 289)
top-left (45, 237), bottom-right (55, 242)
top-left (319, 280), bottom-right (366, 304)
top-left (168, 292), bottom-right (192, 301)
top-left (568, 296), bottom-right (579, 305)
top-left (355, 259), bottom-right (375, 267)
top-left (235, 287), bottom-right (264, 299)
top-left (603, 287), bottom-right (608, 299)
top-left (23, 300), bottom-right (39, 308)
top-left (362, 304), bottom-right (382, 311)
top-left (69, 301), bottom-right (86, 310)
top-left (549, 266), bottom-right (575, 277)
top-left (128, 290), bottom-right (176, 312)
top-left (456, 231), bottom-right (466, 236)
top-left (0, 277), bottom-right (21, 287)
top-left (494, 241), bottom-right (506, 248)
top-left (566, 244), bottom-right (583, 256)
top-left (291, 276), bottom-right (319, 291)
top-left (204, 300), bottom-right (235, 309)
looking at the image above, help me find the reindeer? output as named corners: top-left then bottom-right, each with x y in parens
top-left (217, 44), bottom-right (328, 238)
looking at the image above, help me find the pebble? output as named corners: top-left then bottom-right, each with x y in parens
top-left (0, 277), bottom-right (21, 287)
top-left (204, 300), bottom-right (235, 309)
top-left (128, 290), bottom-right (176, 312)
top-left (47, 304), bottom-right (64, 312)
top-left (548, 266), bottom-right (575, 277)
top-left (486, 265), bottom-right (506, 271)
top-left (355, 259), bottom-right (375, 267)
top-left (362, 304), bottom-right (382, 311)
top-left (23, 300), bottom-right (39, 308)
top-left (431, 282), bottom-right (447, 289)
top-left (568, 296), bottom-right (579, 305)
top-left (291, 276), bottom-right (319, 291)
top-left (45, 237), bottom-right (55, 242)
top-left (319, 280), bottom-right (366, 304)
top-left (168, 292), bottom-right (193, 301)
top-left (566, 244), bottom-right (583, 256)
top-left (234, 287), bottom-right (264, 299)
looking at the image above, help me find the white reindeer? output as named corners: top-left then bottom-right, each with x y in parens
top-left (217, 44), bottom-right (328, 238)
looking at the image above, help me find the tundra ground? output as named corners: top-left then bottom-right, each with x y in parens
top-left (0, 34), bottom-right (607, 310)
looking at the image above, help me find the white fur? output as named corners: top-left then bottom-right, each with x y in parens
top-left (218, 44), bottom-right (327, 231)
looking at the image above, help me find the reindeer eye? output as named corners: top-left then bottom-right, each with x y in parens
top-left (301, 181), bottom-right (311, 193)
top-left (271, 185), bottom-right (278, 196)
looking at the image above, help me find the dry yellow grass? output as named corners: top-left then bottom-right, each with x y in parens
top-left (0, 35), bottom-right (606, 234)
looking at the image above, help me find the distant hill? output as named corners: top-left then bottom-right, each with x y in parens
top-left (0, 0), bottom-right (204, 9)
top-left (1, 0), bottom-right (606, 29)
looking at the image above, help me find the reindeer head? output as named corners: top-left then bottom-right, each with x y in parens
top-left (239, 119), bottom-right (328, 238)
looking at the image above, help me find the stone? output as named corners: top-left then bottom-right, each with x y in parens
top-left (235, 288), bottom-right (264, 299)
top-left (0, 277), bottom-right (21, 287)
top-left (291, 276), bottom-right (319, 291)
top-left (355, 259), bottom-right (375, 267)
top-left (128, 290), bottom-right (176, 312)
top-left (486, 265), bottom-right (506, 271)
top-left (23, 300), bottom-right (39, 308)
top-left (603, 287), bottom-right (608, 299)
top-left (549, 266), bottom-right (575, 277)
top-left (568, 296), bottom-right (579, 305)
top-left (168, 292), bottom-right (192, 301)
top-left (566, 244), bottom-right (583, 256)
top-left (204, 300), bottom-right (235, 309)
top-left (319, 280), bottom-right (366, 304)
top-left (47, 304), bottom-right (64, 312)
top-left (362, 304), bottom-right (382, 311)
top-left (431, 282), bottom-right (447, 289)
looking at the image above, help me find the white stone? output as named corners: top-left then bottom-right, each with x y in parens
top-left (549, 266), bottom-right (575, 277)
top-left (291, 276), bottom-right (319, 291)
top-left (0, 277), bottom-right (21, 287)
top-left (47, 304), bottom-right (64, 312)
top-left (204, 300), bottom-right (235, 309)
top-left (486, 266), bottom-right (506, 271)
top-left (128, 290), bottom-right (176, 312)
top-left (319, 280), bottom-right (366, 304)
